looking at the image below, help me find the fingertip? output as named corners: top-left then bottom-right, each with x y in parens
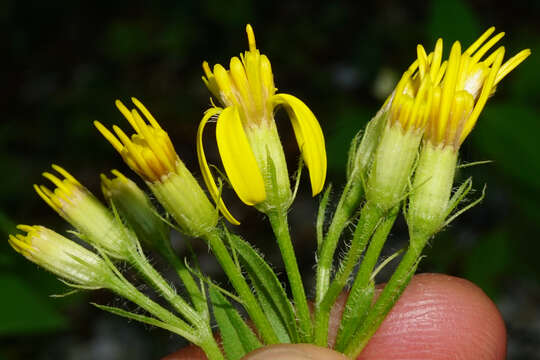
top-left (357, 273), bottom-right (507, 359)
top-left (162, 345), bottom-right (207, 360)
top-left (242, 344), bottom-right (348, 360)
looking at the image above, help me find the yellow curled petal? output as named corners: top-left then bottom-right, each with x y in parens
top-left (196, 107), bottom-right (240, 225)
top-left (215, 106), bottom-right (267, 206)
top-left (271, 94), bottom-right (327, 196)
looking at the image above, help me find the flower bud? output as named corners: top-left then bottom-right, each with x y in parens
top-left (366, 65), bottom-right (434, 211)
top-left (346, 106), bottom-right (389, 182)
top-left (34, 165), bottom-right (134, 260)
top-left (101, 170), bottom-right (169, 251)
top-left (9, 225), bottom-right (112, 288)
top-left (95, 98), bottom-right (218, 237)
top-left (408, 27), bottom-right (530, 241)
top-left (408, 143), bottom-right (457, 237)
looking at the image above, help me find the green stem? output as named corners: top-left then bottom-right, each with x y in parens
top-left (128, 248), bottom-right (201, 326)
top-left (108, 276), bottom-right (197, 343)
top-left (267, 210), bottom-right (313, 342)
top-left (205, 230), bottom-right (280, 345)
top-left (335, 208), bottom-right (398, 350)
top-left (313, 202), bottom-right (384, 346)
top-left (159, 243), bottom-right (207, 315)
top-left (197, 325), bottom-right (225, 360)
top-left (343, 234), bottom-right (428, 358)
top-left (315, 176), bottom-right (364, 306)
top-left (110, 277), bottom-right (224, 360)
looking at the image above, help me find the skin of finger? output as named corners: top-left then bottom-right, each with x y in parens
top-left (329, 273), bottom-right (507, 360)
top-left (241, 344), bottom-right (348, 360)
top-left (163, 273), bottom-right (507, 360)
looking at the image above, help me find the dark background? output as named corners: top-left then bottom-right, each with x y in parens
top-left (2, 0), bottom-right (539, 359)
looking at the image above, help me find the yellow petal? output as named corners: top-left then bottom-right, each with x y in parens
top-left (215, 106), bottom-right (267, 205)
top-left (196, 107), bottom-right (240, 225)
top-left (271, 94), bottom-right (327, 196)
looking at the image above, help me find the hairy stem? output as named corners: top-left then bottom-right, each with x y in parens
top-left (267, 210), bottom-right (313, 342)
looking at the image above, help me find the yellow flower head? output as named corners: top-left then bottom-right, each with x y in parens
top-left (34, 165), bottom-right (133, 260)
top-left (100, 169), bottom-right (142, 203)
top-left (9, 225), bottom-right (110, 287)
top-left (94, 98), bottom-right (179, 182)
top-left (202, 24), bottom-right (276, 127)
top-left (423, 27), bottom-right (530, 149)
top-left (198, 25), bottom-right (327, 222)
top-left (97, 100), bottom-right (219, 234)
top-left (386, 40), bottom-right (444, 134)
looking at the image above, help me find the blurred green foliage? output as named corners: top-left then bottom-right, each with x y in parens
top-left (3, 0), bottom-right (539, 358)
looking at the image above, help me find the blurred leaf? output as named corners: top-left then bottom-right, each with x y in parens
top-left (202, 0), bottom-right (254, 26)
top-left (326, 106), bottom-right (373, 174)
top-left (0, 274), bottom-right (66, 335)
top-left (427, 0), bottom-right (481, 48)
top-left (0, 211), bottom-right (16, 236)
top-left (508, 46), bottom-right (540, 105)
top-left (463, 229), bottom-right (511, 298)
top-left (472, 102), bottom-right (540, 191)
top-left (103, 21), bottom-right (152, 62)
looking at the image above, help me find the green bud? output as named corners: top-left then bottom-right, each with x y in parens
top-left (9, 225), bottom-right (112, 288)
top-left (407, 142), bottom-right (457, 239)
top-left (149, 162), bottom-right (218, 238)
top-left (249, 122), bottom-right (293, 213)
top-left (366, 123), bottom-right (423, 211)
top-left (35, 165), bottom-right (136, 260)
top-left (347, 106), bottom-right (389, 183)
top-left (101, 170), bottom-right (169, 251)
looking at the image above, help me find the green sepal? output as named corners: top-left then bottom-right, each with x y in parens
top-left (289, 157), bottom-right (304, 207)
top-left (441, 177), bottom-right (473, 223)
top-left (316, 184), bottom-right (332, 251)
top-left (346, 130), bottom-right (363, 180)
top-left (228, 234), bottom-right (299, 343)
top-left (348, 108), bottom-right (389, 181)
top-left (209, 287), bottom-right (262, 360)
top-left (443, 184), bottom-right (486, 228)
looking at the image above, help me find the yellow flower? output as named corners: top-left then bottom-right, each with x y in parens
top-left (96, 99), bottom-right (218, 235)
top-left (197, 24), bottom-right (326, 221)
top-left (386, 46), bottom-right (439, 134)
top-left (9, 225), bottom-right (110, 287)
top-left (95, 98), bottom-right (178, 182)
top-left (421, 27), bottom-right (531, 149)
top-left (408, 28), bottom-right (530, 238)
top-left (364, 42), bottom-right (438, 210)
top-left (34, 165), bottom-right (133, 259)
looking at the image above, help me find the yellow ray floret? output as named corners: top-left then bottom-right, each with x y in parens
top-left (95, 98), bottom-right (179, 182)
top-left (34, 164), bottom-right (85, 215)
top-left (271, 94), bottom-right (327, 196)
top-left (389, 70), bottom-right (434, 134)
top-left (215, 106), bottom-right (267, 206)
top-left (197, 107), bottom-right (245, 225)
top-left (202, 24), bottom-right (276, 125)
top-left (423, 27), bottom-right (530, 148)
top-left (198, 24), bottom-right (327, 221)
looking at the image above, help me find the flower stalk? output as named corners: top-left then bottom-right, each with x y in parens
top-left (267, 210), bottom-right (313, 342)
top-left (204, 229), bottom-right (280, 345)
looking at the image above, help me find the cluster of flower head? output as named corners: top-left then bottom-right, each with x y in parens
top-left (7, 25), bottom-right (529, 357)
